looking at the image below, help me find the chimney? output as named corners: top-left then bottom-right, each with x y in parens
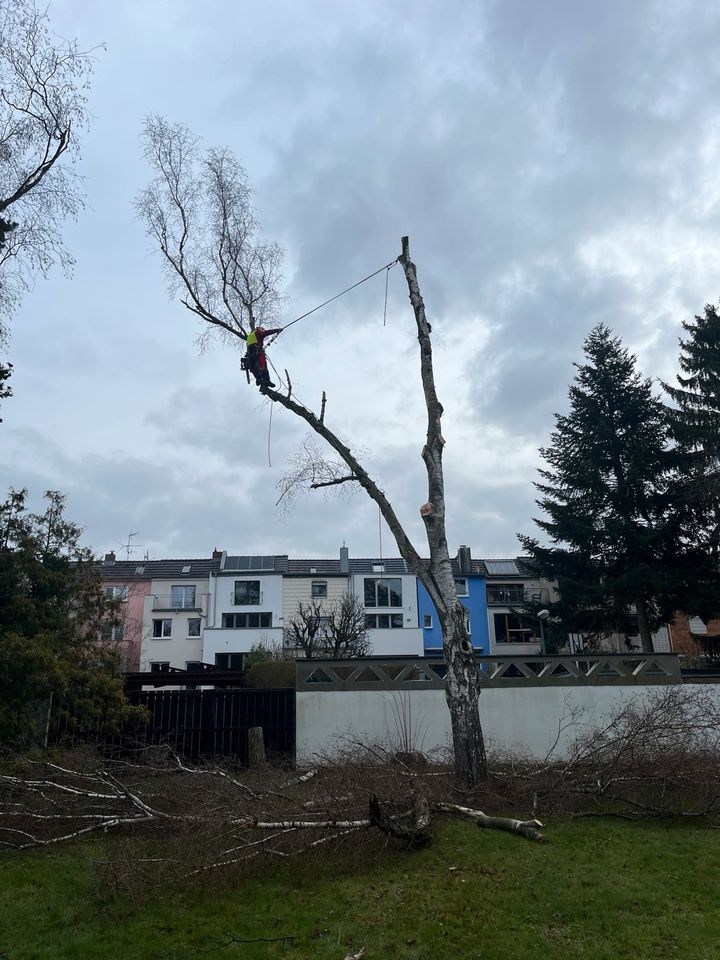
top-left (103, 551), bottom-right (116, 564)
top-left (339, 544), bottom-right (349, 573)
top-left (457, 545), bottom-right (471, 574)
top-left (212, 548), bottom-right (223, 560)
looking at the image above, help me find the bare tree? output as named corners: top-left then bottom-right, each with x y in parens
top-left (284, 593), bottom-right (370, 659)
top-left (139, 123), bottom-right (487, 786)
top-left (0, 0), bottom-right (97, 333)
top-left (283, 598), bottom-right (328, 659)
top-left (325, 592), bottom-right (371, 659)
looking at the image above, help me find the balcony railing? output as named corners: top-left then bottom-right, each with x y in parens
top-left (152, 594), bottom-right (206, 611)
top-left (486, 586), bottom-right (549, 605)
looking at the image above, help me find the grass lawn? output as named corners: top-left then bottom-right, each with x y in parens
top-left (2, 817), bottom-right (720, 959)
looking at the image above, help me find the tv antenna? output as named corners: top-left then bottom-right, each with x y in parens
top-left (117, 531), bottom-right (144, 561)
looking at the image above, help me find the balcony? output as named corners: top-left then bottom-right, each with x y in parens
top-left (152, 593), bottom-right (207, 612)
top-left (486, 586), bottom-right (549, 606)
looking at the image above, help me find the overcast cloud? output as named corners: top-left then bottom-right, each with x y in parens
top-left (2, 0), bottom-right (720, 563)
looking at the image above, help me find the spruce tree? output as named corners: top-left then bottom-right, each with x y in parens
top-left (520, 325), bottom-right (676, 653)
top-left (663, 303), bottom-right (720, 561)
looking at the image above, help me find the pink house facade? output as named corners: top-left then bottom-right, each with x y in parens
top-left (100, 553), bottom-right (152, 671)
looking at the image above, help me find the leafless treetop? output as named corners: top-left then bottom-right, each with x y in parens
top-left (0, 0), bottom-right (97, 333)
top-left (137, 115), bottom-right (284, 351)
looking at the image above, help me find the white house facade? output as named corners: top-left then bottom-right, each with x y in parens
top-left (202, 554), bottom-right (286, 668)
top-left (138, 558), bottom-right (219, 671)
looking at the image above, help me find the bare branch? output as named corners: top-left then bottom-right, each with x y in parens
top-left (310, 475), bottom-right (357, 490)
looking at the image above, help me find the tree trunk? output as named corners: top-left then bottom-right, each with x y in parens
top-left (398, 237), bottom-right (487, 786)
top-left (635, 598), bottom-right (654, 654)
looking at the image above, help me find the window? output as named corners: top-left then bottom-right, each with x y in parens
top-left (363, 577), bottom-right (402, 607)
top-left (487, 583), bottom-right (526, 604)
top-left (234, 580), bottom-right (260, 605)
top-left (186, 660), bottom-right (204, 672)
top-left (187, 618), bottom-right (201, 637)
top-left (311, 580), bottom-right (328, 598)
top-left (222, 612), bottom-right (272, 629)
top-left (454, 578), bottom-right (468, 596)
top-left (101, 623), bottom-right (124, 643)
top-left (104, 585), bottom-right (128, 601)
top-left (170, 585), bottom-right (196, 609)
top-left (182, 564), bottom-right (192, 574)
top-left (365, 613), bottom-right (404, 629)
top-left (215, 653), bottom-right (244, 670)
top-left (494, 613), bottom-right (537, 643)
top-left (423, 614), bottom-right (433, 629)
top-left (135, 565), bottom-right (145, 575)
top-left (150, 662), bottom-right (170, 672)
top-left (372, 563), bottom-right (385, 574)
top-left (152, 618), bottom-right (172, 638)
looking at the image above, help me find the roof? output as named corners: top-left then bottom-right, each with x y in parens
top-left (100, 558), bottom-right (221, 581)
top-left (287, 558), bottom-right (410, 575)
top-left (98, 552), bottom-right (539, 582)
top-left (220, 555), bottom-right (288, 574)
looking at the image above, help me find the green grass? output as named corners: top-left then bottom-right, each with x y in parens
top-left (2, 818), bottom-right (720, 959)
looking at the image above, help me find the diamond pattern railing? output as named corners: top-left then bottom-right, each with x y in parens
top-left (295, 654), bottom-right (682, 691)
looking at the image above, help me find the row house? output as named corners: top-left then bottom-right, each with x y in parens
top-left (203, 553), bottom-right (287, 668)
top-left (417, 547), bottom-right (556, 655)
top-left (483, 557), bottom-right (556, 653)
top-left (99, 553), bottom-right (220, 672)
top-left (216, 547), bottom-right (424, 663)
top-left (106, 545), bottom-right (684, 671)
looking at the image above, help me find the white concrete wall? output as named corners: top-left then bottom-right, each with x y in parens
top-left (296, 684), bottom-right (720, 764)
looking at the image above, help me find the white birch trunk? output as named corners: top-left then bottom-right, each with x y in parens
top-left (398, 237), bottom-right (487, 786)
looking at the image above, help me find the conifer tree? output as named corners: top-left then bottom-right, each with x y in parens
top-left (663, 303), bottom-right (720, 561)
top-left (520, 325), bottom-right (677, 653)
top-left (0, 489), bottom-right (139, 747)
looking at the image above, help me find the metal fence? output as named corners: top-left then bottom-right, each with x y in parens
top-left (50, 687), bottom-right (295, 763)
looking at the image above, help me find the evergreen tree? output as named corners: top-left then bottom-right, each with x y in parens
top-left (662, 303), bottom-right (720, 561)
top-left (0, 488), bottom-right (139, 748)
top-left (520, 325), bottom-right (683, 653)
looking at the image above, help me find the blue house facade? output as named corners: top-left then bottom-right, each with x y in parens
top-left (417, 546), bottom-right (490, 654)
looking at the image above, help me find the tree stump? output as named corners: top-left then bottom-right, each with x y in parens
top-left (248, 726), bottom-right (266, 768)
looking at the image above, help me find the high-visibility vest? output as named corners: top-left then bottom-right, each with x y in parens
top-left (246, 329), bottom-right (258, 348)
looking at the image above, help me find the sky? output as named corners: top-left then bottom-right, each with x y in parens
top-left (2, 0), bottom-right (720, 564)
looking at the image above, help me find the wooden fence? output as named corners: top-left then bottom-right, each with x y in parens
top-left (49, 687), bottom-right (295, 763)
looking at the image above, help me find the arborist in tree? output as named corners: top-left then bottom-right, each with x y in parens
top-left (243, 325), bottom-right (282, 390)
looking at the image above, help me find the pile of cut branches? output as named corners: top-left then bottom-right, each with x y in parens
top-left (0, 743), bottom-right (543, 892)
top-left (492, 686), bottom-right (720, 820)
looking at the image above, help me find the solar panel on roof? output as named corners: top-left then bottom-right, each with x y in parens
top-left (485, 560), bottom-right (520, 576)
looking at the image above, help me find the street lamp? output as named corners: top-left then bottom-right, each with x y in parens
top-left (537, 609), bottom-right (550, 656)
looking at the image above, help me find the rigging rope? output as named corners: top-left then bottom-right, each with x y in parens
top-left (280, 257), bottom-right (398, 333)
